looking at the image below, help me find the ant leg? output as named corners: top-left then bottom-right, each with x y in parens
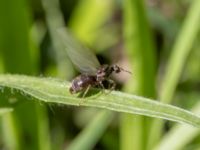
top-left (106, 79), bottom-right (116, 94)
top-left (78, 85), bottom-right (91, 105)
top-left (99, 82), bottom-right (106, 94)
top-left (82, 84), bottom-right (91, 98)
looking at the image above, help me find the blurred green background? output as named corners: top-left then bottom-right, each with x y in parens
top-left (0, 0), bottom-right (200, 150)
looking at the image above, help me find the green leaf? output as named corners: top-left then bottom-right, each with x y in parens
top-left (154, 102), bottom-right (200, 150)
top-left (149, 0), bottom-right (200, 147)
top-left (0, 74), bottom-right (200, 127)
top-left (0, 108), bottom-right (13, 115)
top-left (160, 0), bottom-right (200, 104)
top-left (0, 0), bottom-right (48, 149)
top-left (68, 0), bottom-right (114, 44)
top-left (66, 110), bottom-right (114, 150)
top-left (122, 0), bottom-right (156, 149)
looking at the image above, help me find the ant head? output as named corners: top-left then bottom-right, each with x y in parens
top-left (112, 65), bottom-right (121, 73)
top-left (112, 64), bottom-right (132, 74)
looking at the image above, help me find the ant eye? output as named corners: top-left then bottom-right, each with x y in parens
top-left (113, 65), bottom-right (118, 70)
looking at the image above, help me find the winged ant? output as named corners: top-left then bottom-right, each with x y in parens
top-left (57, 28), bottom-right (131, 97)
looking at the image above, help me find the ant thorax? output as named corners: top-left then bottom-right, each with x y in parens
top-left (96, 65), bottom-right (107, 82)
top-left (96, 64), bottom-right (122, 82)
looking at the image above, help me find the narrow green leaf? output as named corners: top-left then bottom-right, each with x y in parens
top-left (1, 112), bottom-right (21, 150)
top-left (150, 0), bottom-right (200, 147)
top-left (41, 0), bottom-right (74, 79)
top-left (0, 74), bottom-right (200, 127)
top-left (0, 108), bottom-right (13, 115)
top-left (0, 0), bottom-right (50, 149)
top-left (66, 110), bottom-right (113, 150)
top-left (68, 0), bottom-right (114, 44)
top-left (160, 0), bottom-right (200, 104)
top-left (122, 0), bottom-right (156, 149)
top-left (154, 102), bottom-right (200, 150)
top-left (0, 0), bottom-right (34, 149)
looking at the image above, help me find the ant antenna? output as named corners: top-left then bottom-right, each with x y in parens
top-left (120, 67), bottom-right (132, 74)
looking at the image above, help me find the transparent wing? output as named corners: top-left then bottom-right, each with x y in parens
top-left (57, 28), bottom-right (100, 74)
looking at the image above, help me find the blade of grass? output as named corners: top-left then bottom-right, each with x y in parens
top-left (160, 0), bottom-right (200, 104)
top-left (0, 74), bottom-right (199, 127)
top-left (1, 112), bottom-right (22, 150)
top-left (66, 110), bottom-right (114, 150)
top-left (122, 0), bottom-right (156, 149)
top-left (0, 0), bottom-right (33, 149)
top-left (0, 108), bottom-right (13, 115)
top-left (154, 41), bottom-right (200, 149)
top-left (0, 0), bottom-right (51, 149)
top-left (68, 0), bottom-right (114, 44)
top-left (0, 1), bottom-right (33, 73)
top-left (150, 0), bottom-right (200, 147)
top-left (41, 0), bottom-right (74, 79)
top-left (154, 102), bottom-right (200, 150)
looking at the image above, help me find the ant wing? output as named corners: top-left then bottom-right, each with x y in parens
top-left (57, 28), bottom-right (100, 75)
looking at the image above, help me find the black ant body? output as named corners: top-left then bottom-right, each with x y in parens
top-left (69, 64), bottom-right (130, 95)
